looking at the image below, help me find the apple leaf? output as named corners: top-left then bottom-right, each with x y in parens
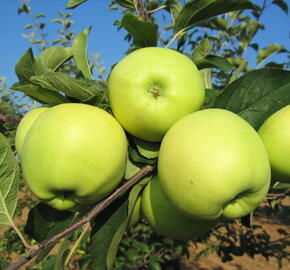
top-left (256, 44), bottom-right (287, 67)
top-left (120, 13), bottom-right (158, 47)
top-left (115, 0), bottom-right (135, 10)
top-left (11, 82), bottom-right (69, 105)
top-left (90, 176), bottom-right (150, 270)
top-left (214, 69), bottom-right (290, 129)
top-left (132, 137), bottom-right (160, 159)
top-left (272, 0), bottom-right (288, 15)
top-left (24, 203), bottom-right (75, 242)
top-left (193, 55), bottom-right (234, 71)
top-left (30, 72), bottom-right (103, 101)
top-left (165, 0), bottom-right (182, 22)
top-left (66, 0), bottom-right (87, 9)
top-left (15, 48), bottom-right (49, 83)
top-left (72, 27), bottom-right (93, 80)
top-left (0, 133), bottom-right (20, 226)
top-left (38, 46), bottom-right (73, 71)
top-left (125, 157), bottom-right (142, 180)
top-left (174, 0), bottom-right (259, 34)
top-left (52, 236), bottom-right (71, 270)
top-left (192, 38), bottom-right (212, 59)
top-left (90, 197), bottom-right (128, 270)
top-left (272, 182), bottom-right (290, 190)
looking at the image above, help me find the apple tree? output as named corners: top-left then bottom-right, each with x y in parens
top-left (0, 0), bottom-right (290, 269)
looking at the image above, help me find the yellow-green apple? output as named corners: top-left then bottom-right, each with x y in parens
top-left (141, 175), bottom-right (217, 241)
top-left (15, 107), bottom-right (49, 157)
top-left (158, 109), bottom-right (271, 221)
top-left (108, 47), bottom-right (205, 142)
top-left (258, 105), bottom-right (290, 183)
top-left (21, 103), bottom-right (128, 211)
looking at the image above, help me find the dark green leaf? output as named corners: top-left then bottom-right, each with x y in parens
top-left (128, 142), bottom-right (157, 165)
top-left (15, 48), bottom-right (50, 83)
top-left (24, 203), bottom-right (75, 242)
top-left (165, 0), bottom-right (182, 22)
top-left (214, 69), bottom-right (290, 129)
top-left (39, 46), bottom-right (72, 71)
top-left (120, 13), bottom-right (158, 47)
top-left (174, 0), bottom-right (259, 34)
top-left (31, 72), bottom-right (102, 101)
top-left (272, 182), bottom-right (290, 189)
top-left (197, 17), bottom-right (228, 31)
top-left (11, 82), bottom-right (69, 105)
top-left (192, 38), bottom-right (212, 59)
top-left (66, 0), bottom-right (88, 9)
top-left (90, 197), bottom-right (128, 270)
top-left (193, 55), bottom-right (234, 71)
top-left (115, 0), bottom-right (135, 10)
top-left (132, 137), bottom-right (160, 159)
top-left (72, 27), bottom-right (93, 80)
top-left (241, 212), bottom-right (253, 228)
top-left (53, 237), bottom-right (71, 270)
top-left (0, 133), bottom-right (20, 226)
top-left (272, 0), bottom-right (288, 14)
top-left (256, 44), bottom-right (286, 66)
top-left (149, 256), bottom-right (162, 270)
top-left (203, 88), bottom-right (221, 109)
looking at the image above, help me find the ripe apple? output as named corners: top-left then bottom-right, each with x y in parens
top-left (108, 47), bottom-right (205, 142)
top-left (15, 107), bottom-right (49, 157)
top-left (258, 105), bottom-right (290, 183)
top-left (141, 175), bottom-right (217, 241)
top-left (158, 109), bottom-right (271, 221)
top-left (21, 103), bottom-right (128, 211)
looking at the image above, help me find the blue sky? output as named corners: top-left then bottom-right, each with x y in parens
top-left (0, 0), bottom-right (289, 89)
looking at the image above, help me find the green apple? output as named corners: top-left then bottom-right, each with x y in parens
top-left (108, 47), bottom-right (205, 142)
top-left (258, 105), bottom-right (290, 183)
top-left (15, 107), bottom-right (49, 157)
top-left (141, 175), bottom-right (217, 241)
top-left (158, 109), bottom-right (271, 221)
top-left (21, 103), bottom-right (128, 211)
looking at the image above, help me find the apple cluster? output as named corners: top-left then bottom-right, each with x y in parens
top-left (16, 47), bottom-right (290, 241)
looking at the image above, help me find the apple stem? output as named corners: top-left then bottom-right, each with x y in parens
top-left (4, 164), bottom-right (156, 270)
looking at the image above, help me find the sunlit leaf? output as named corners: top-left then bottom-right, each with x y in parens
top-left (0, 133), bottom-right (20, 226)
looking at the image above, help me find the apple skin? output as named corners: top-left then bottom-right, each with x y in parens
top-left (21, 103), bottom-right (128, 211)
top-left (108, 47), bottom-right (205, 142)
top-left (141, 175), bottom-right (217, 241)
top-left (158, 109), bottom-right (271, 221)
top-left (258, 105), bottom-right (290, 183)
top-left (15, 107), bottom-right (49, 158)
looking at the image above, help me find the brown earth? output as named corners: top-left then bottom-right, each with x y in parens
top-left (182, 196), bottom-right (290, 270)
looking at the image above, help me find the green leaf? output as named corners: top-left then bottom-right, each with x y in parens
top-left (11, 82), bottom-right (69, 105)
top-left (120, 13), bottom-right (158, 47)
top-left (15, 48), bottom-right (50, 84)
top-left (53, 236), bottom-right (71, 270)
top-left (165, 0), bottom-right (182, 22)
top-left (149, 256), bottom-right (162, 270)
top-left (256, 44), bottom-right (286, 67)
top-left (72, 27), bottom-right (93, 80)
top-left (192, 38), bottom-right (212, 59)
top-left (24, 203), bottom-right (75, 242)
top-left (0, 133), bottom-right (20, 226)
top-left (66, 0), bottom-right (88, 9)
top-left (272, 182), bottom-right (290, 189)
top-left (128, 143), bottom-right (157, 165)
top-left (272, 0), bottom-right (288, 14)
top-left (197, 17), bottom-right (229, 31)
top-left (193, 55), bottom-right (234, 71)
top-left (106, 176), bottom-right (150, 269)
top-left (39, 46), bottom-right (72, 71)
top-left (115, 0), bottom-right (135, 10)
top-left (174, 0), bottom-right (259, 34)
top-left (125, 157), bottom-right (142, 180)
top-left (132, 137), bottom-right (160, 159)
top-left (31, 72), bottom-right (102, 101)
top-left (203, 88), bottom-right (221, 109)
top-left (90, 197), bottom-right (128, 270)
top-left (214, 69), bottom-right (290, 129)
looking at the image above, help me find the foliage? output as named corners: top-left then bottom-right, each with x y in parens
top-left (0, 0), bottom-right (289, 269)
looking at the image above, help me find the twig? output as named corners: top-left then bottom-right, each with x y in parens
top-left (0, 115), bottom-right (21, 123)
top-left (4, 164), bottom-right (156, 270)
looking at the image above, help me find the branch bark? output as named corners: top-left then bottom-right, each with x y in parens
top-left (0, 115), bottom-right (21, 123)
top-left (4, 164), bottom-right (156, 270)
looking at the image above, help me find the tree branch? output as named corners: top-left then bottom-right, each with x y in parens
top-left (4, 164), bottom-right (156, 270)
top-left (0, 115), bottom-right (21, 123)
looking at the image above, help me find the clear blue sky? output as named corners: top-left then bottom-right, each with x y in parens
top-left (0, 0), bottom-right (289, 90)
